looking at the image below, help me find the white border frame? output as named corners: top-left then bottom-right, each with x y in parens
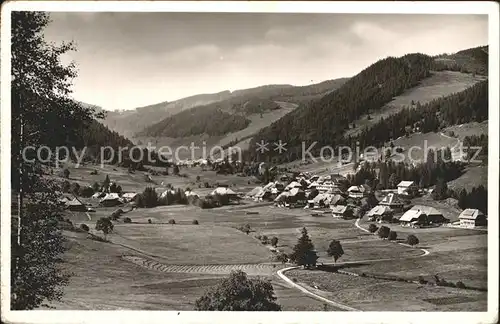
top-left (1, 2), bottom-right (498, 324)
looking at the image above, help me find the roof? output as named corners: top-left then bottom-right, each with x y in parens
top-left (285, 181), bottom-right (302, 190)
top-left (397, 181), bottom-right (415, 188)
top-left (122, 192), bottom-right (138, 199)
top-left (211, 187), bottom-right (237, 196)
top-left (410, 205), bottom-right (442, 216)
top-left (366, 205), bottom-right (392, 217)
top-left (289, 187), bottom-right (305, 197)
top-left (329, 194), bottom-right (346, 205)
top-left (458, 208), bottom-right (484, 220)
top-left (331, 205), bottom-right (348, 214)
top-left (312, 193), bottom-right (331, 204)
top-left (101, 193), bottom-right (121, 201)
top-left (274, 191), bottom-right (289, 201)
top-left (399, 209), bottom-right (423, 222)
top-left (66, 198), bottom-right (84, 206)
top-left (308, 181), bottom-right (320, 188)
top-left (348, 185), bottom-right (366, 193)
top-left (379, 193), bottom-right (404, 206)
top-left (247, 186), bottom-right (263, 197)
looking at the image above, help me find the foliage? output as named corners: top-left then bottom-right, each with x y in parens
top-left (290, 227), bottom-right (318, 268)
top-left (79, 223), bottom-right (90, 232)
top-left (137, 187), bottom-right (159, 208)
top-left (79, 186), bottom-right (95, 198)
top-left (432, 177), bottom-right (449, 200)
top-left (327, 240), bottom-right (344, 262)
top-left (95, 217), bottom-right (114, 239)
top-left (377, 225), bottom-right (390, 239)
top-left (194, 270), bottom-right (281, 311)
top-left (270, 236), bottom-right (279, 247)
top-left (63, 168), bottom-right (70, 179)
top-left (453, 185), bottom-right (487, 214)
top-left (10, 11), bottom-right (97, 309)
top-left (123, 217), bottom-right (132, 223)
top-left (168, 219), bottom-right (176, 225)
top-left (368, 224), bottom-right (379, 233)
top-left (388, 231), bottom-right (397, 241)
top-left (406, 234), bottom-right (419, 246)
top-left (275, 253), bottom-right (289, 264)
top-left (192, 219), bottom-right (199, 225)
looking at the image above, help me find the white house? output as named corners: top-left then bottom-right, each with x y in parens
top-left (122, 192), bottom-right (139, 202)
top-left (347, 185), bottom-right (369, 199)
top-left (379, 193), bottom-right (405, 210)
top-left (399, 205), bottom-right (446, 226)
top-left (100, 193), bottom-right (123, 207)
top-left (458, 209), bottom-right (487, 228)
top-left (397, 181), bottom-right (418, 196)
top-left (366, 205), bottom-right (393, 221)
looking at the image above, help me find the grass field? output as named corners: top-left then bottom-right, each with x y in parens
top-left (447, 164), bottom-right (488, 192)
top-left (286, 269), bottom-right (487, 311)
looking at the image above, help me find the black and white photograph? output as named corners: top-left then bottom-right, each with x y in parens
top-left (1, 1), bottom-right (498, 323)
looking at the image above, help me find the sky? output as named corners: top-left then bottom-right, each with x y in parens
top-left (43, 13), bottom-right (488, 111)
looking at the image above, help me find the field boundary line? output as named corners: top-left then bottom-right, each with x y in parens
top-left (276, 266), bottom-right (359, 311)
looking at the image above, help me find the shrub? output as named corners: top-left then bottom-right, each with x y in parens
top-left (456, 281), bottom-right (466, 289)
top-left (61, 180), bottom-right (71, 193)
top-left (418, 276), bottom-right (427, 284)
top-left (79, 186), bottom-right (95, 198)
top-left (261, 235), bottom-right (269, 244)
top-left (388, 230), bottom-right (397, 241)
top-left (406, 234), bottom-right (419, 246)
top-left (270, 236), bottom-right (279, 247)
top-left (377, 225), bottom-right (390, 239)
top-left (368, 224), bottom-right (378, 233)
top-left (168, 219), bottom-right (176, 224)
top-left (123, 217), bottom-right (132, 223)
top-left (361, 273), bottom-right (366, 277)
top-left (148, 219), bottom-right (152, 224)
top-left (192, 220), bottom-right (199, 225)
top-left (80, 224), bottom-right (89, 232)
top-left (196, 175), bottom-right (201, 182)
top-left (292, 278), bottom-right (297, 282)
top-left (63, 168), bottom-right (70, 179)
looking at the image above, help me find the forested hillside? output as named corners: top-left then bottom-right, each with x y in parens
top-left (349, 80), bottom-right (488, 149)
top-left (136, 78), bottom-right (347, 138)
top-left (247, 53), bottom-right (436, 161)
top-left (434, 45), bottom-right (488, 75)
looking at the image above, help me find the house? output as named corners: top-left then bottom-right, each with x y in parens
top-left (379, 193), bottom-right (405, 210)
top-left (288, 187), bottom-right (306, 204)
top-left (122, 192), bottom-right (139, 202)
top-left (246, 186), bottom-right (262, 199)
top-left (366, 205), bottom-right (394, 222)
top-left (285, 181), bottom-right (302, 191)
top-left (312, 193), bottom-right (332, 208)
top-left (66, 198), bottom-right (88, 212)
top-left (331, 205), bottom-right (353, 219)
top-left (458, 209), bottom-right (487, 228)
top-left (347, 185), bottom-right (369, 199)
top-left (254, 189), bottom-right (272, 201)
top-left (99, 193), bottom-right (123, 207)
top-left (185, 190), bottom-right (199, 198)
top-left (91, 192), bottom-right (106, 199)
top-left (330, 174), bottom-right (349, 186)
top-left (328, 194), bottom-right (346, 206)
top-left (274, 191), bottom-right (290, 207)
top-left (399, 205), bottom-right (446, 226)
top-left (316, 181), bottom-right (339, 193)
top-left (397, 181), bottom-right (418, 197)
top-left (211, 187), bottom-right (237, 197)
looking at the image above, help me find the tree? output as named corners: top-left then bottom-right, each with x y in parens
top-left (327, 240), bottom-right (344, 263)
top-left (432, 177), bottom-right (448, 200)
top-left (95, 217), bottom-right (114, 240)
top-left (92, 181), bottom-right (100, 193)
top-left (377, 225), bottom-right (390, 239)
top-left (290, 227), bottom-right (318, 269)
top-left (406, 234), bottom-right (419, 246)
top-left (458, 188), bottom-right (468, 209)
top-left (11, 11), bottom-right (96, 310)
top-left (194, 270), bottom-right (281, 311)
top-left (173, 164), bottom-right (180, 175)
top-left (271, 237), bottom-right (279, 248)
top-left (63, 168), bottom-right (70, 179)
top-left (368, 224), bottom-right (379, 233)
top-left (103, 175), bottom-right (111, 192)
top-left (138, 187), bottom-right (158, 208)
top-left (388, 231), bottom-right (397, 241)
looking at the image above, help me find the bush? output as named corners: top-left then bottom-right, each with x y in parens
top-left (377, 225), bottom-right (390, 239)
top-left (192, 219), bottom-right (199, 225)
top-left (456, 281), bottom-right (466, 289)
top-left (63, 168), bottom-right (70, 179)
top-left (418, 276), bottom-right (427, 284)
top-left (123, 217), bottom-right (132, 223)
top-left (261, 235), bottom-right (269, 244)
top-left (292, 278), bottom-right (297, 283)
top-left (270, 236), bottom-right (279, 247)
top-left (368, 224), bottom-right (378, 233)
top-left (361, 273), bottom-right (366, 277)
top-left (196, 175), bottom-right (201, 182)
top-left (168, 219), bottom-right (176, 224)
top-left (80, 224), bottom-right (89, 232)
top-left (388, 230), bottom-right (397, 241)
top-left (406, 234), bottom-right (419, 246)
top-left (148, 219), bottom-right (152, 224)
top-left (79, 186), bottom-right (95, 198)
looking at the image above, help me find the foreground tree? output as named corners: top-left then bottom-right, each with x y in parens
top-left (194, 270), bottom-right (281, 311)
top-left (327, 240), bottom-right (344, 263)
top-left (290, 227), bottom-right (318, 269)
top-left (11, 12), bottom-right (96, 309)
